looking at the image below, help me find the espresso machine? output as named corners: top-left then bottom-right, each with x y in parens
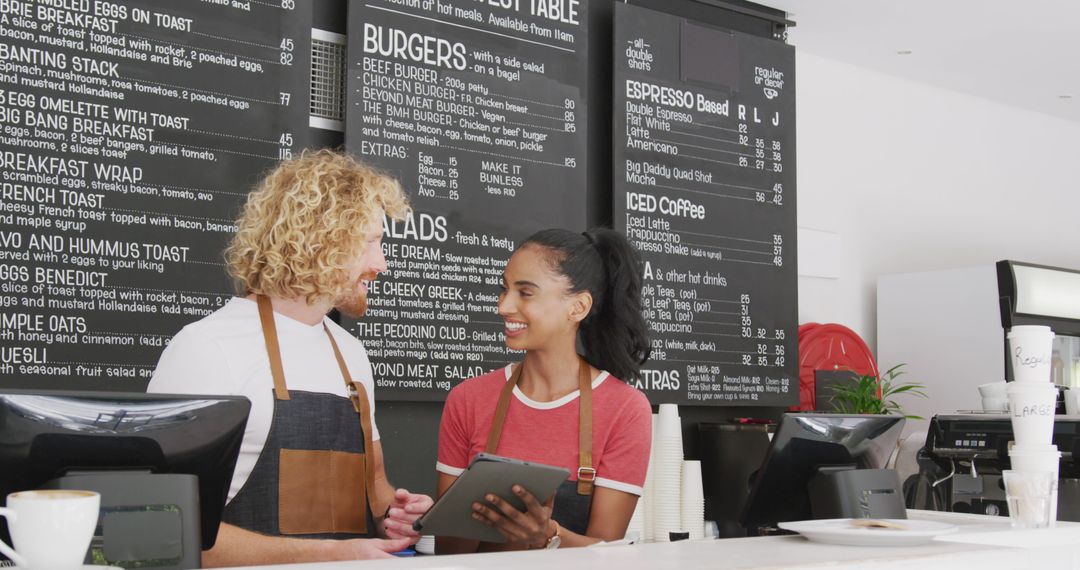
top-left (912, 414), bottom-right (1080, 520)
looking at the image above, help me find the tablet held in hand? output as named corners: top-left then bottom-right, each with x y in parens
top-left (414, 454), bottom-right (569, 543)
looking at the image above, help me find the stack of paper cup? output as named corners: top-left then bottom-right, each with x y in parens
top-left (651, 404), bottom-right (684, 541)
top-left (1007, 325), bottom-right (1057, 446)
top-left (680, 460), bottom-right (704, 540)
top-left (1006, 325), bottom-right (1059, 526)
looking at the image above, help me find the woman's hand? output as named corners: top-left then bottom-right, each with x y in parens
top-left (471, 485), bottom-right (556, 548)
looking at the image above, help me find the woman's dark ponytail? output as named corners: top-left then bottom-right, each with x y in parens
top-left (522, 228), bottom-right (650, 381)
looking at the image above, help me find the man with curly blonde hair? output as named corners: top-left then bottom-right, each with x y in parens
top-left (150, 150), bottom-right (432, 566)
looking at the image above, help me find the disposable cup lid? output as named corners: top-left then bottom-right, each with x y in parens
top-left (1010, 445), bottom-right (1060, 456)
top-left (1008, 325), bottom-right (1055, 338)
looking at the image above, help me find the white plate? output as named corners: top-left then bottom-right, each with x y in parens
top-left (778, 518), bottom-right (958, 546)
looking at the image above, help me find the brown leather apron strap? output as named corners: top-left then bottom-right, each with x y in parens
top-left (485, 360), bottom-right (595, 496)
top-left (324, 324), bottom-right (385, 517)
top-left (256, 295), bottom-right (290, 401)
top-left (485, 363), bottom-right (522, 454)
top-left (576, 363), bottom-right (595, 496)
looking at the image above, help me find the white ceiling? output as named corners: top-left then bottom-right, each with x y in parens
top-left (760, 0), bottom-right (1080, 122)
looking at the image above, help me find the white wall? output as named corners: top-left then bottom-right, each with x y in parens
top-left (795, 52), bottom-right (1080, 354)
top-left (877, 265), bottom-right (1003, 436)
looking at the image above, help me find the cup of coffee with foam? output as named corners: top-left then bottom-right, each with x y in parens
top-left (0, 490), bottom-right (100, 569)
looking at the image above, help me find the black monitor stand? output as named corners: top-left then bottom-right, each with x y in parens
top-left (807, 466), bottom-right (906, 520)
top-left (47, 472), bottom-right (201, 570)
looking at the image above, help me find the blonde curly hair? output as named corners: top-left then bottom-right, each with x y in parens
top-left (225, 149), bottom-right (410, 303)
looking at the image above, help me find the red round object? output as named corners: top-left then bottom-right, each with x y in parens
top-left (798, 322), bottom-right (820, 339)
top-left (791, 323), bottom-right (878, 411)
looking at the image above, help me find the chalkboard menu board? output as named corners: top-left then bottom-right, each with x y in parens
top-left (345, 0), bottom-right (588, 400)
top-left (614, 3), bottom-right (797, 406)
top-left (0, 0), bottom-right (311, 390)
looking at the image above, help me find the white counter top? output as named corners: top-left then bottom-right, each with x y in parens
top-left (221, 511), bottom-right (1080, 570)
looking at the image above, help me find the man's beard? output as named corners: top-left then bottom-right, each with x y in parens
top-left (334, 273), bottom-right (376, 318)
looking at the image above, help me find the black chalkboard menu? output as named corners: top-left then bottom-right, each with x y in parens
top-left (613, 3), bottom-right (797, 406)
top-left (0, 1), bottom-right (311, 390)
top-left (345, 0), bottom-right (587, 400)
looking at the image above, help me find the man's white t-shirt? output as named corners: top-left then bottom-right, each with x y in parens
top-left (147, 297), bottom-right (380, 504)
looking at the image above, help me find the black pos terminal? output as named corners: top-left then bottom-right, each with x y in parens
top-left (740, 413), bottom-right (907, 534)
top-left (0, 389), bottom-right (249, 569)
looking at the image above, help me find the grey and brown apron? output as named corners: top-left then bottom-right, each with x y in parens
top-left (222, 295), bottom-right (384, 538)
top-left (484, 360), bottom-right (595, 536)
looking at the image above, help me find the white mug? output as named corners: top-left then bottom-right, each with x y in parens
top-left (0, 490), bottom-right (100, 569)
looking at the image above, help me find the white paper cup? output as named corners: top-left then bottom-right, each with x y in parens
top-left (680, 461), bottom-right (704, 540)
top-left (982, 396), bottom-right (1009, 412)
top-left (1010, 445), bottom-right (1060, 472)
top-left (0, 490), bottom-right (100, 570)
top-left (653, 404), bottom-right (684, 543)
top-left (1008, 381), bottom-right (1057, 446)
top-left (1008, 326), bottom-right (1055, 383)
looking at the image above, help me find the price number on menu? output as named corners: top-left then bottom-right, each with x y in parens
top-left (280, 38), bottom-right (294, 66)
top-left (279, 131), bottom-right (294, 159)
top-left (739, 294), bottom-right (752, 338)
top-left (739, 343), bottom-right (787, 367)
top-left (564, 99), bottom-right (577, 132)
top-left (448, 162), bottom-right (459, 200)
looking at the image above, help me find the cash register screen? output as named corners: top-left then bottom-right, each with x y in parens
top-left (740, 413), bottom-right (905, 528)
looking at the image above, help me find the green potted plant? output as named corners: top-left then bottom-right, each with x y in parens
top-left (829, 364), bottom-right (927, 418)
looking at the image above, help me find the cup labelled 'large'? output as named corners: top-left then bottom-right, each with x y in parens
top-left (0, 490), bottom-right (100, 570)
top-left (1007, 381), bottom-right (1057, 447)
top-left (1008, 325), bottom-right (1055, 383)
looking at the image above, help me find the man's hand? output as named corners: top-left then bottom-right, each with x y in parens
top-left (323, 537), bottom-right (414, 560)
top-left (471, 485), bottom-right (555, 548)
top-left (382, 488), bottom-right (434, 540)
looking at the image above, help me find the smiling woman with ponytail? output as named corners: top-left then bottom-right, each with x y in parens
top-left (435, 228), bottom-right (652, 553)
